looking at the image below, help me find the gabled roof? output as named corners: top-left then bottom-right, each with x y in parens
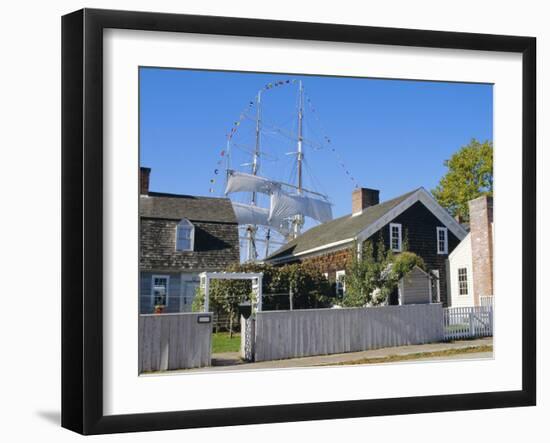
top-left (140, 192), bottom-right (237, 223)
top-left (267, 187), bottom-right (467, 262)
top-left (267, 189), bottom-right (418, 260)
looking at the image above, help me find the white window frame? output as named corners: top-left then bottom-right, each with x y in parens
top-left (436, 226), bottom-right (448, 254)
top-left (389, 223), bottom-right (402, 252)
top-left (175, 218), bottom-right (195, 251)
top-left (457, 267), bottom-right (469, 296)
top-left (335, 270), bottom-right (346, 296)
top-left (151, 274), bottom-right (170, 308)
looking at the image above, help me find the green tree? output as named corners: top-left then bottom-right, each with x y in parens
top-left (342, 239), bottom-right (425, 307)
top-left (341, 241), bottom-right (371, 307)
top-left (191, 273), bottom-right (252, 337)
top-left (192, 262), bottom-right (333, 331)
top-left (274, 263), bottom-right (333, 309)
top-left (432, 139), bottom-right (493, 222)
top-left (192, 262), bottom-right (267, 336)
top-left (342, 239), bottom-right (392, 307)
top-left (382, 251), bottom-right (426, 296)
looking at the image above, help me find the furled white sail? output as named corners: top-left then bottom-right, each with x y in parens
top-left (269, 190), bottom-right (333, 224)
top-left (225, 171), bottom-right (279, 196)
top-left (232, 202), bottom-right (291, 236)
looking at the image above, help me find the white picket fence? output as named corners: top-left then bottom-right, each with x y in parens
top-left (244, 304), bottom-right (445, 362)
top-left (139, 313), bottom-right (212, 372)
top-left (443, 305), bottom-right (493, 340)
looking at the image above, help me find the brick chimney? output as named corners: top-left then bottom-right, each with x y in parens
top-left (469, 195), bottom-right (493, 305)
top-left (140, 167), bottom-right (151, 195)
top-left (352, 187), bottom-right (380, 215)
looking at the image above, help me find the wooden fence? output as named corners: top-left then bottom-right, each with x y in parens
top-left (443, 306), bottom-right (493, 341)
top-left (139, 312), bottom-right (212, 373)
top-left (250, 304), bottom-right (444, 362)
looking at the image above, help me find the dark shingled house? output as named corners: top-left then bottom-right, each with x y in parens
top-left (265, 187), bottom-right (468, 307)
top-left (139, 167), bottom-right (240, 313)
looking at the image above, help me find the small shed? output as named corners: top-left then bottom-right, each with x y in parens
top-left (398, 266), bottom-right (432, 305)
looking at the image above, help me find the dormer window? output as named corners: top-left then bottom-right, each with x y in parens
top-left (176, 219), bottom-right (195, 251)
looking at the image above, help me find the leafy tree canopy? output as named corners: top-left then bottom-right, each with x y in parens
top-left (391, 251), bottom-right (426, 278)
top-left (432, 139), bottom-right (493, 222)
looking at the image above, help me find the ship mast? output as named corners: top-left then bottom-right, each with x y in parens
top-left (293, 80), bottom-right (305, 238)
top-left (224, 79), bottom-right (334, 262)
top-left (297, 80), bottom-right (304, 193)
top-left (246, 90), bottom-right (262, 262)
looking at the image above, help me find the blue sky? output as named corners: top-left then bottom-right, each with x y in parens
top-left (140, 67), bottom-right (492, 220)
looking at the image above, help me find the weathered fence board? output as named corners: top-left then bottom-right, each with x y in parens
top-left (443, 306), bottom-right (493, 340)
top-left (251, 304), bottom-right (444, 362)
top-left (139, 313), bottom-right (212, 372)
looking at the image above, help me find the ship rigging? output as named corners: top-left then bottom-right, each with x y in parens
top-left (212, 79), bottom-right (342, 262)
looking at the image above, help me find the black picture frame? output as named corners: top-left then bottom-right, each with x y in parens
top-left (61, 8), bottom-right (536, 435)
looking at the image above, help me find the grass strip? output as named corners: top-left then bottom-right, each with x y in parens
top-left (317, 345), bottom-right (493, 366)
top-left (212, 332), bottom-right (241, 353)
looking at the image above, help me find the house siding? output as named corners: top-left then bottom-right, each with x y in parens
top-left (140, 218), bottom-right (239, 271)
top-left (301, 249), bottom-right (351, 282)
top-left (140, 271), bottom-right (181, 314)
top-left (297, 201), bottom-right (459, 306)
top-left (380, 201), bottom-right (460, 306)
top-left (139, 207), bottom-right (239, 314)
top-left (448, 233), bottom-right (475, 307)
top-left (140, 272), bottom-right (201, 314)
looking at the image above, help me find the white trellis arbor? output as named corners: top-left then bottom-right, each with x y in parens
top-left (199, 272), bottom-right (264, 312)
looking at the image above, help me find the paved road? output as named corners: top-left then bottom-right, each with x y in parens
top-left (157, 337), bottom-right (493, 374)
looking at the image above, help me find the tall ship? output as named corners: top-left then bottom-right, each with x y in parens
top-left (210, 79), bottom-right (340, 262)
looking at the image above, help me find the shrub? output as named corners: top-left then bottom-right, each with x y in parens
top-left (192, 262), bottom-right (334, 333)
top-left (342, 237), bottom-right (425, 307)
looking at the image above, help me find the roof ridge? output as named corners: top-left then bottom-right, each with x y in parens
top-left (348, 188), bottom-right (421, 218)
top-left (145, 191), bottom-right (229, 201)
top-left (266, 187), bottom-right (421, 260)
top-left (317, 188), bottom-right (421, 223)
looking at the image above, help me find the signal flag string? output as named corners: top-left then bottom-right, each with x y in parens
top-left (207, 78), bottom-right (359, 194)
top-left (303, 90), bottom-right (359, 189)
